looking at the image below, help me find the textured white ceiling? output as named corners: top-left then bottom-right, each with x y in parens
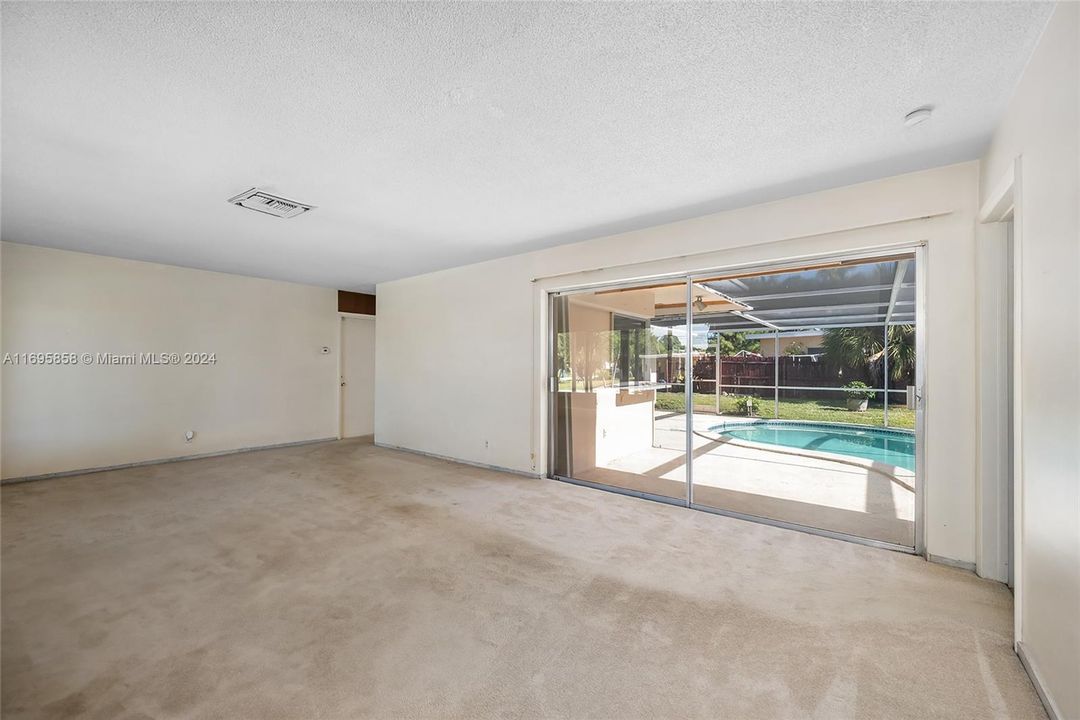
top-left (1, 2), bottom-right (1053, 291)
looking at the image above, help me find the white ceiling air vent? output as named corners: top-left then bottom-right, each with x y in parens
top-left (227, 188), bottom-right (314, 219)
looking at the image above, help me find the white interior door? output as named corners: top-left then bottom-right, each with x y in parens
top-left (341, 316), bottom-right (375, 438)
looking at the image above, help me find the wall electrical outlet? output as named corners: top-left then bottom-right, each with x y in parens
top-left (185, 430), bottom-right (195, 443)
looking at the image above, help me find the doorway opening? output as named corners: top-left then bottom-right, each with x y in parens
top-left (549, 250), bottom-right (923, 551)
top-left (340, 315), bottom-right (376, 439)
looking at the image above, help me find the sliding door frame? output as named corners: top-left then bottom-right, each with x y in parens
top-left (546, 244), bottom-right (926, 555)
top-left (547, 276), bottom-right (695, 508)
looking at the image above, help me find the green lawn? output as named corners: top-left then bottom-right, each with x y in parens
top-left (655, 391), bottom-right (914, 429)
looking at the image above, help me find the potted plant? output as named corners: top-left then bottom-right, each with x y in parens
top-left (842, 381), bottom-right (874, 411)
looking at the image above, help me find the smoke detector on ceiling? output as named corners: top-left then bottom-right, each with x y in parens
top-left (227, 188), bottom-right (314, 219)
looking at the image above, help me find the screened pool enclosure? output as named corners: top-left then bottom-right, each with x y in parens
top-left (550, 251), bottom-right (923, 550)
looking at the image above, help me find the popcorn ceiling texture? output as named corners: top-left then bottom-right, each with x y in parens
top-left (0, 2), bottom-right (1053, 290)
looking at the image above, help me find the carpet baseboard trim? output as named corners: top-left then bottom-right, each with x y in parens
top-left (1, 437), bottom-right (338, 485)
top-left (374, 442), bottom-right (542, 479)
top-left (926, 553), bottom-right (977, 572)
top-left (1017, 641), bottom-right (1062, 720)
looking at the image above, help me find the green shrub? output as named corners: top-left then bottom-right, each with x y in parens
top-left (654, 392), bottom-right (685, 412)
top-left (731, 395), bottom-right (760, 416)
top-left (842, 381), bottom-right (875, 400)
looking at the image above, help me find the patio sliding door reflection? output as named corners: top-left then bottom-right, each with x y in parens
top-left (687, 255), bottom-right (918, 548)
top-left (551, 281), bottom-right (691, 501)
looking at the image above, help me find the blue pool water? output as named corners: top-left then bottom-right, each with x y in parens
top-left (709, 421), bottom-right (916, 471)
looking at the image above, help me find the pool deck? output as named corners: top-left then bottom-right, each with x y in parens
top-left (575, 412), bottom-right (915, 546)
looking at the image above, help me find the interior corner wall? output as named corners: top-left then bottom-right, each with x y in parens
top-left (1, 242), bottom-right (339, 480)
top-left (376, 160), bottom-right (982, 565)
top-left (979, 3), bottom-right (1080, 718)
top-left (974, 220), bottom-right (1011, 584)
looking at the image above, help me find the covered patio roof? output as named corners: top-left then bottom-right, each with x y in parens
top-left (656, 255), bottom-right (916, 332)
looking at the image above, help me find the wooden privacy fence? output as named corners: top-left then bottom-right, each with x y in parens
top-left (657, 355), bottom-right (872, 396)
top-left (711, 355), bottom-right (843, 387)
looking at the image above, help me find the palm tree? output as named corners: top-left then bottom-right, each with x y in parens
top-left (822, 325), bottom-right (915, 385)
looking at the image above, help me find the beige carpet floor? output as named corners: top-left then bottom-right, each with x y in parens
top-left (2, 439), bottom-right (1044, 719)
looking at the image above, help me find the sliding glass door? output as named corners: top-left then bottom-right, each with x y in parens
top-left (686, 255), bottom-right (917, 548)
top-left (550, 252), bottom-right (921, 550)
top-left (551, 279), bottom-right (691, 501)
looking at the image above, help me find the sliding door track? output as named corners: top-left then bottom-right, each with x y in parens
top-left (550, 474), bottom-right (918, 555)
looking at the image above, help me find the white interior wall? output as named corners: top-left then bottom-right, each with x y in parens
top-left (377, 161), bottom-right (982, 565)
top-left (974, 223), bottom-right (1012, 583)
top-left (979, 4), bottom-right (1080, 718)
top-left (1, 242), bottom-right (339, 479)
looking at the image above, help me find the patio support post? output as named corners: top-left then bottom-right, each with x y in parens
top-left (666, 327), bottom-right (673, 388)
top-left (881, 259), bottom-right (909, 429)
top-left (774, 328), bottom-right (780, 418)
top-left (883, 323), bottom-right (890, 427)
top-left (715, 336), bottom-right (721, 415)
top-left (685, 278), bottom-right (694, 507)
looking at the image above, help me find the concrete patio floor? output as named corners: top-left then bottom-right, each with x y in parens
top-left (576, 412), bottom-right (915, 546)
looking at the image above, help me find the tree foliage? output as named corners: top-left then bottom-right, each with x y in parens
top-left (707, 331), bottom-right (761, 356)
top-left (822, 325), bottom-right (915, 384)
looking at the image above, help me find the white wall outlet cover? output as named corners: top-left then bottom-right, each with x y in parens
top-left (185, 430), bottom-right (195, 442)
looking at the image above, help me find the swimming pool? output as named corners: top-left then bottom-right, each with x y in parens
top-left (708, 420), bottom-right (916, 471)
